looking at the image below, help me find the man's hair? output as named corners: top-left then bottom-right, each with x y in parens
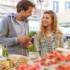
top-left (16, 0), bottom-right (35, 13)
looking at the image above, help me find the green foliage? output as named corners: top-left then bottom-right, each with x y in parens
top-left (27, 44), bottom-right (37, 52)
top-left (28, 31), bottom-right (36, 37)
top-left (28, 31), bottom-right (37, 52)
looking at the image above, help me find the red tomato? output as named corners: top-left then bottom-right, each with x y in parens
top-left (16, 63), bottom-right (29, 70)
top-left (56, 66), bottom-right (65, 70)
top-left (56, 64), bottom-right (70, 70)
top-left (65, 54), bottom-right (70, 61)
top-left (52, 51), bottom-right (65, 61)
top-left (28, 65), bottom-right (40, 70)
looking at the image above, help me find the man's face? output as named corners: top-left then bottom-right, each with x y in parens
top-left (25, 7), bottom-right (34, 17)
top-left (20, 7), bottom-right (34, 20)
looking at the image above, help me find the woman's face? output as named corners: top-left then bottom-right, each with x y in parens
top-left (42, 13), bottom-right (53, 27)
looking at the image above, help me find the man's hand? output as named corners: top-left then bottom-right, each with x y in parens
top-left (17, 35), bottom-right (32, 47)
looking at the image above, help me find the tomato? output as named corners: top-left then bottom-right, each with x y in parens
top-left (52, 51), bottom-right (65, 61)
top-left (56, 64), bottom-right (70, 70)
top-left (56, 66), bottom-right (65, 70)
top-left (16, 63), bottom-right (29, 70)
top-left (28, 64), bottom-right (40, 70)
top-left (65, 55), bottom-right (70, 61)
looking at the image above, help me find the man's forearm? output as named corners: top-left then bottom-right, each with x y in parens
top-left (0, 37), bottom-right (18, 47)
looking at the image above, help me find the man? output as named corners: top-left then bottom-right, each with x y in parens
top-left (0, 0), bottom-right (35, 56)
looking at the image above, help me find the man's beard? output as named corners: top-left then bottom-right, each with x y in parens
top-left (21, 17), bottom-right (27, 21)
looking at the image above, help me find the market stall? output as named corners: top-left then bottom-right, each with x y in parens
top-left (0, 50), bottom-right (70, 70)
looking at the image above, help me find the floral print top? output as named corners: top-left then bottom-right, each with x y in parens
top-left (34, 32), bottom-right (64, 56)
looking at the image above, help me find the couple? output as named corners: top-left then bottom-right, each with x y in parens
top-left (0, 0), bottom-right (64, 56)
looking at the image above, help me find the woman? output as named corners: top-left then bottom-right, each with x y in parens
top-left (34, 10), bottom-right (64, 56)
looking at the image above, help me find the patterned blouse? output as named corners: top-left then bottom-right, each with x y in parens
top-left (34, 32), bottom-right (64, 56)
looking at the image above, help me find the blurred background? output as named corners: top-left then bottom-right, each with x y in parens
top-left (0, 0), bottom-right (70, 39)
